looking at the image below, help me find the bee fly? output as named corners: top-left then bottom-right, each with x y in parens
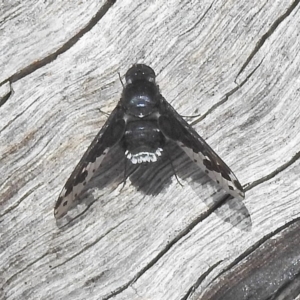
top-left (54, 64), bottom-right (244, 218)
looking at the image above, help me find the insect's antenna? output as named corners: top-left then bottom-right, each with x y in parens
top-left (164, 147), bottom-right (183, 187)
top-left (118, 72), bottom-right (125, 88)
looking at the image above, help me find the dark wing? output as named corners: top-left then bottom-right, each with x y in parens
top-left (158, 97), bottom-right (245, 200)
top-left (54, 105), bottom-right (126, 219)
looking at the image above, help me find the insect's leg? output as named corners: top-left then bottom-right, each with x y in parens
top-left (121, 156), bottom-right (128, 189)
top-left (164, 147), bottom-right (183, 187)
top-left (180, 113), bottom-right (201, 118)
top-left (119, 157), bottom-right (139, 191)
top-left (97, 108), bottom-right (110, 116)
top-left (118, 72), bottom-right (125, 88)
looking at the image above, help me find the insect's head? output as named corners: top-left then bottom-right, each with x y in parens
top-left (125, 64), bottom-right (156, 85)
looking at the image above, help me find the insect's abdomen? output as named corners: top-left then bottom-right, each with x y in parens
top-left (123, 120), bottom-right (165, 164)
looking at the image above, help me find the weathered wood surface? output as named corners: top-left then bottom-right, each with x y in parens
top-left (1, 0), bottom-right (300, 299)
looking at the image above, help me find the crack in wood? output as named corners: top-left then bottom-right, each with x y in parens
top-left (190, 59), bottom-right (263, 127)
top-left (245, 150), bottom-right (300, 192)
top-left (0, 82), bottom-right (12, 107)
top-left (0, 183), bottom-right (43, 218)
top-left (180, 260), bottom-right (223, 300)
top-left (2, 251), bottom-right (49, 289)
top-left (211, 216), bottom-right (300, 283)
top-left (102, 197), bottom-right (227, 300)
top-left (0, 0), bottom-right (117, 102)
top-left (178, 0), bottom-right (216, 37)
top-left (271, 267), bottom-right (300, 299)
top-left (237, 0), bottom-right (300, 78)
top-left (52, 219), bottom-right (126, 270)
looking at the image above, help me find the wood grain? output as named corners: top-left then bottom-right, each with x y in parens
top-left (1, 0), bottom-right (300, 299)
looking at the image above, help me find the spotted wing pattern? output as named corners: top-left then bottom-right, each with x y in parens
top-left (54, 106), bottom-right (126, 219)
top-left (158, 98), bottom-right (244, 200)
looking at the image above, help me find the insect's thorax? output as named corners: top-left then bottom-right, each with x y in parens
top-left (121, 80), bottom-right (160, 118)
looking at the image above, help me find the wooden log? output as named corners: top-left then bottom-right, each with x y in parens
top-left (1, 0), bottom-right (300, 299)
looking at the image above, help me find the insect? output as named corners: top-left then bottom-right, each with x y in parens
top-left (54, 64), bottom-right (244, 218)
